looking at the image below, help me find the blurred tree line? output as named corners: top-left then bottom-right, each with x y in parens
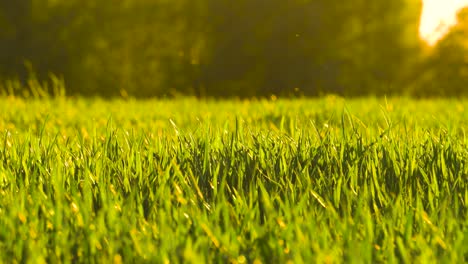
top-left (0, 0), bottom-right (465, 97)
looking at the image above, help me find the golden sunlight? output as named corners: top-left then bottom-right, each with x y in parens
top-left (420, 0), bottom-right (468, 45)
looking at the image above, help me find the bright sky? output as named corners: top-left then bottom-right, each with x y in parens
top-left (420, 0), bottom-right (468, 45)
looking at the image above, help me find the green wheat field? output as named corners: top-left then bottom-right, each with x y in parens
top-left (0, 96), bottom-right (466, 263)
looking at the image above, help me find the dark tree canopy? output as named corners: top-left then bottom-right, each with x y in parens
top-left (0, 0), bottom-right (464, 98)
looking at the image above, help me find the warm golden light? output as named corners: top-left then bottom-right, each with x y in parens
top-left (420, 0), bottom-right (468, 45)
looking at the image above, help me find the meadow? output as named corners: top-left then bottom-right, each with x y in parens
top-left (0, 96), bottom-right (466, 263)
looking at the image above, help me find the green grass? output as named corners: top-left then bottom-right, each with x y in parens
top-left (0, 96), bottom-right (466, 263)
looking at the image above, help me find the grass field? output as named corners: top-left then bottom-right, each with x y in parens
top-left (0, 96), bottom-right (466, 263)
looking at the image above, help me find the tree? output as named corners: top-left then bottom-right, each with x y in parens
top-left (0, 0), bottom-right (424, 97)
top-left (323, 0), bottom-right (423, 95)
top-left (198, 0), bottom-right (423, 97)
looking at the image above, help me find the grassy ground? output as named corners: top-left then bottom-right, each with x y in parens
top-left (0, 96), bottom-right (466, 263)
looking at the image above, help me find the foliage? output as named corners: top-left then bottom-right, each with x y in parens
top-left (201, 0), bottom-right (424, 96)
top-left (0, 95), bottom-right (466, 262)
top-left (0, 0), bottom-right (427, 97)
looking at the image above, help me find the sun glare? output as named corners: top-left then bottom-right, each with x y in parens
top-left (420, 0), bottom-right (468, 45)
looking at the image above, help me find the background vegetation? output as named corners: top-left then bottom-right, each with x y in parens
top-left (0, 0), bottom-right (466, 98)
